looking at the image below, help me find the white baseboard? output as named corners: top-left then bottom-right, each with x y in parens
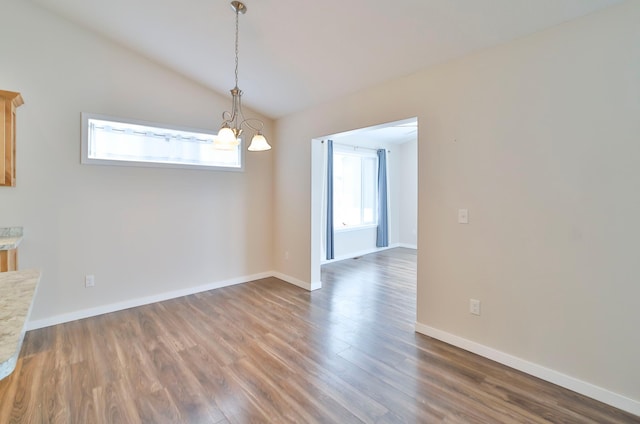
top-left (415, 322), bottom-right (640, 417)
top-left (271, 271), bottom-right (321, 291)
top-left (398, 243), bottom-right (417, 250)
top-left (27, 271), bottom-right (272, 330)
top-left (27, 271), bottom-right (320, 331)
top-left (321, 243), bottom-right (402, 265)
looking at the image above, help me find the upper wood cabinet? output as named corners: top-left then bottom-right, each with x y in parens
top-left (0, 90), bottom-right (24, 187)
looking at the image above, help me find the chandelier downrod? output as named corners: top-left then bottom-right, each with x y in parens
top-left (232, 1), bottom-right (243, 91)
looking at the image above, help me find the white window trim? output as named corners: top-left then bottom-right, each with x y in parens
top-left (335, 223), bottom-right (378, 233)
top-left (81, 112), bottom-right (244, 172)
top-left (333, 144), bottom-right (378, 158)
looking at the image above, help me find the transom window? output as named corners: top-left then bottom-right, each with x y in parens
top-left (333, 148), bottom-right (378, 229)
top-left (81, 113), bottom-right (242, 171)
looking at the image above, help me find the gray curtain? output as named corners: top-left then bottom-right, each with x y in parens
top-left (376, 149), bottom-right (389, 247)
top-left (326, 140), bottom-right (335, 260)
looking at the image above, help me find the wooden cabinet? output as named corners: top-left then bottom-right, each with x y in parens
top-left (0, 90), bottom-right (24, 187)
top-left (0, 228), bottom-right (22, 272)
top-left (0, 249), bottom-right (17, 272)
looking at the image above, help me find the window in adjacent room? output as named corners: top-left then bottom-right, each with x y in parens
top-left (333, 147), bottom-right (378, 229)
top-left (81, 113), bottom-right (242, 171)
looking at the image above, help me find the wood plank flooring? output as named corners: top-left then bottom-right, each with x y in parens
top-left (1, 248), bottom-right (638, 423)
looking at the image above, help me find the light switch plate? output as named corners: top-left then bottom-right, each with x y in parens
top-left (85, 275), bottom-right (95, 288)
top-left (470, 299), bottom-right (481, 315)
top-left (458, 209), bottom-right (469, 224)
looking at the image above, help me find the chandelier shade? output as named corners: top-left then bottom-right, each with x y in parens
top-left (247, 133), bottom-right (271, 151)
top-left (214, 1), bottom-right (271, 152)
top-left (213, 125), bottom-right (240, 150)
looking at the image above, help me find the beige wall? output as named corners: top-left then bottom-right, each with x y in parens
top-left (0, 0), bottom-right (274, 323)
top-left (275, 0), bottom-right (639, 407)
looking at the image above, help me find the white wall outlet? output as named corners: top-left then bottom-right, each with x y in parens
top-left (458, 209), bottom-right (469, 224)
top-left (470, 299), bottom-right (481, 316)
top-left (85, 275), bottom-right (95, 288)
top-left (285, 251), bottom-right (290, 260)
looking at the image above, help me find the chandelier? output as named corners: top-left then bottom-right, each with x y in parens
top-left (214, 1), bottom-right (271, 152)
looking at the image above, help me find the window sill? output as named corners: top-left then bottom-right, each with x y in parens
top-left (335, 224), bottom-right (378, 233)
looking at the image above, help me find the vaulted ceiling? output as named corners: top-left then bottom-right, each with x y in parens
top-left (32, 0), bottom-right (623, 119)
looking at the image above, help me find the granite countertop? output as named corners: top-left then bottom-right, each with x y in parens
top-left (0, 269), bottom-right (40, 381)
top-left (0, 227), bottom-right (23, 250)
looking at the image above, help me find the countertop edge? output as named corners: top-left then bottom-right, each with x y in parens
top-left (0, 227), bottom-right (23, 251)
top-left (0, 269), bottom-right (41, 381)
top-left (0, 237), bottom-right (22, 250)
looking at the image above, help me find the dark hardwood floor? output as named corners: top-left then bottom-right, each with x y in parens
top-left (1, 248), bottom-right (638, 423)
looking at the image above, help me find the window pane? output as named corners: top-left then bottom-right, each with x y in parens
top-left (334, 154), bottom-right (361, 227)
top-left (362, 156), bottom-right (377, 224)
top-left (82, 113), bottom-right (242, 170)
top-left (333, 151), bottom-right (377, 229)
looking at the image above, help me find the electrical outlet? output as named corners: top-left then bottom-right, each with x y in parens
top-left (469, 299), bottom-right (481, 316)
top-left (85, 275), bottom-right (95, 288)
top-left (285, 251), bottom-right (290, 260)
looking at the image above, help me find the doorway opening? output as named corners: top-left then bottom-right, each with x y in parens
top-left (310, 117), bottom-right (418, 289)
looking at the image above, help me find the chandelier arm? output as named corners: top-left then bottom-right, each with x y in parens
top-left (221, 110), bottom-right (234, 123)
top-left (232, 89), bottom-right (241, 129)
top-left (237, 91), bottom-right (247, 125)
top-left (241, 118), bottom-right (264, 133)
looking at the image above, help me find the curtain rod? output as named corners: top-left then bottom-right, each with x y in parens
top-left (323, 140), bottom-right (390, 153)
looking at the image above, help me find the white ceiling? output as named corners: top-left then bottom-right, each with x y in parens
top-left (330, 118), bottom-right (418, 148)
top-left (32, 0), bottom-right (623, 119)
